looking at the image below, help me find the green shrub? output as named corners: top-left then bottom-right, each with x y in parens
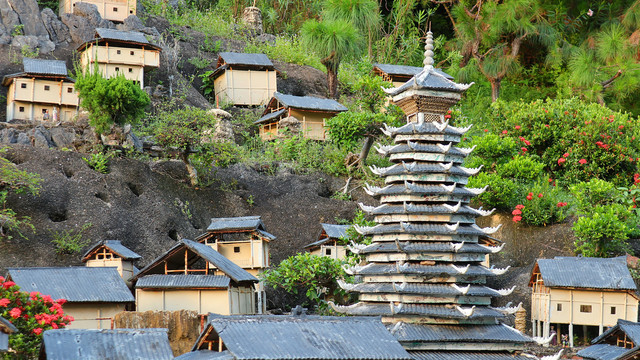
top-left (573, 205), bottom-right (632, 257)
top-left (463, 133), bottom-right (518, 170)
top-left (570, 179), bottom-right (618, 214)
top-left (513, 182), bottom-right (570, 226)
top-left (498, 155), bottom-right (546, 181)
top-left (83, 153), bottom-right (111, 174)
top-left (467, 172), bottom-right (520, 210)
top-left (50, 223), bottom-right (92, 255)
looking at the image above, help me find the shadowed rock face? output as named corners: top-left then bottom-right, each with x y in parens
top-left (0, 145), bottom-right (357, 273)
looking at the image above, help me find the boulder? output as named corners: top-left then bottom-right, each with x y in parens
top-left (242, 6), bottom-right (262, 35)
top-left (11, 34), bottom-right (38, 50)
top-left (0, 128), bottom-right (17, 144)
top-left (37, 36), bottom-right (55, 53)
top-left (15, 132), bottom-right (30, 145)
top-left (62, 2), bottom-right (113, 43)
top-left (50, 127), bottom-right (76, 148)
top-left (31, 126), bottom-right (53, 148)
top-left (279, 116), bottom-right (301, 134)
top-left (41, 8), bottom-right (71, 44)
top-left (116, 15), bottom-right (159, 37)
top-left (6, 0), bottom-right (48, 37)
top-left (207, 109), bottom-right (234, 142)
top-left (0, 0), bottom-right (21, 32)
top-left (255, 33), bottom-right (276, 44)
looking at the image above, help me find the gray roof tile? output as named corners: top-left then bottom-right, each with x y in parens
top-left (321, 224), bottom-right (351, 239)
top-left (591, 319), bottom-right (640, 345)
top-left (83, 240), bottom-right (141, 261)
top-left (373, 64), bottom-right (453, 80)
top-left (348, 283), bottom-right (503, 297)
top-left (197, 315), bottom-right (412, 359)
top-left (408, 352), bottom-right (535, 360)
top-left (577, 344), bottom-right (636, 360)
top-left (391, 323), bottom-right (530, 344)
top-left (7, 267), bottom-right (134, 303)
top-left (366, 183), bottom-right (482, 198)
top-left (537, 257), bottom-right (637, 290)
top-left (136, 274), bottom-right (230, 289)
top-left (272, 92), bottom-right (348, 112)
top-left (254, 108), bottom-right (286, 124)
top-left (218, 52), bottom-right (274, 67)
top-left (176, 350), bottom-right (236, 360)
top-left (383, 121), bottom-right (466, 137)
top-left (359, 242), bottom-right (491, 254)
top-left (22, 58), bottom-right (67, 76)
top-left (41, 328), bottom-right (173, 360)
top-left (96, 28), bottom-right (149, 44)
top-left (372, 162), bottom-right (474, 177)
top-left (357, 223), bottom-right (488, 237)
top-left (333, 303), bottom-right (504, 320)
top-left (207, 216), bottom-right (265, 232)
top-left (351, 263), bottom-right (495, 277)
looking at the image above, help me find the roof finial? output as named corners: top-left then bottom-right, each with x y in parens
top-left (423, 23), bottom-right (434, 70)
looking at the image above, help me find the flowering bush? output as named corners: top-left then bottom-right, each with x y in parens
top-left (0, 277), bottom-right (73, 358)
top-left (509, 182), bottom-right (569, 226)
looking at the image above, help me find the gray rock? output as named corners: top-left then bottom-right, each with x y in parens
top-left (16, 132), bottom-right (30, 145)
top-left (61, 13), bottom-right (94, 43)
top-left (242, 6), bottom-right (262, 35)
top-left (37, 36), bottom-right (55, 53)
top-left (11, 34), bottom-right (38, 50)
top-left (255, 33), bottom-right (276, 44)
top-left (125, 131), bottom-right (143, 152)
top-left (41, 8), bottom-right (71, 44)
top-left (6, 0), bottom-right (48, 37)
top-left (50, 127), bottom-right (76, 148)
top-left (72, 2), bottom-right (101, 24)
top-left (0, 0), bottom-right (22, 34)
top-left (32, 126), bottom-right (53, 148)
top-left (116, 15), bottom-right (160, 37)
top-left (0, 128), bottom-right (17, 144)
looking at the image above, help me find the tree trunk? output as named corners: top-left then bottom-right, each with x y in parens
top-left (180, 151), bottom-right (198, 187)
top-left (490, 78), bottom-right (501, 102)
top-left (358, 136), bottom-right (375, 168)
top-left (327, 68), bottom-right (339, 99)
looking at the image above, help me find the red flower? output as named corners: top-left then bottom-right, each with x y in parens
top-left (9, 307), bottom-right (21, 319)
top-left (484, 129), bottom-right (488, 132)
top-left (512, 215), bottom-right (522, 222)
top-left (557, 202), bottom-right (567, 207)
top-left (502, 130), bottom-right (508, 135)
top-left (516, 204), bottom-right (525, 210)
top-left (524, 140), bottom-right (531, 145)
top-left (548, 178), bottom-right (553, 183)
top-left (445, 114), bottom-right (451, 119)
top-left (32, 328), bottom-right (43, 335)
top-left (526, 194), bottom-right (533, 201)
top-left (447, 110), bottom-right (452, 114)
top-left (56, 298), bottom-right (67, 305)
top-left (0, 276), bottom-right (4, 283)
top-left (545, 124), bottom-right (550, 128)
top-left (578, 159), bottom-right (587, 164)
top-left (564, 111), bottom-right (569, 115)
top-left (619, 125), bottom-right (624, 129)
top-left (0, 298), bottom-right (10, 307)
top-left (2, 281), bottom-right (16, 289)
top-left (538, 193), bottom-right (543, 198)
top-left (521, 147), bottom-right (527, 152)
top-left (512, 209), bottom-right (522, 215)
top-left (515, 125), bottom-right (521, 130)
top-left (563, 153), bottom-right (569, 158)
top-left (558, 158), bottom-right (566, 165)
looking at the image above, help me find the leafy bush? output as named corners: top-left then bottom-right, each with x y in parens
top-left (573, 205), bottom-right (632, 257)
top-left (1, 278), bottom-right (73, 358)
top-left (463, 133), bottom-right (518, 170)
top-left (83, 153), bottom-right (111, 174)
top-left (570, 179), bottom-right (618, 213)
top-left (50, 223), bottom-right (92, 254)
top-left (511, 182), bottom-right (570, 226)
top-left (0, 148), bottom-right (41, 239)
top-left (497, 155), bottom-right (546, 181)
top-left (325, 111), bottom-right (396, 151)
top-left (467, 172), bottom-right (520, 210)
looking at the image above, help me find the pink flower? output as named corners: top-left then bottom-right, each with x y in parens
top-left (578, 159), bottom-right (587, 164)
top-left (512, 215), bottom-right (522, 222)
top-left (2, 281), bottom-right (15, 289)
top-left (587, 8), bottom-right (593, 16)
top-left (548, 178), bottom-right (553, 183)
top-left (515, 125), bottom-right (521, 130)
top-left (558, 158), bottom-right (566, 165)
top-left (538, 193), bottom-right (543, 198)
top-left (444, 114), bottom-right (451, 119)
top-left (545, 124), bottom-right (550, 128)
top-left (56, 298), bottom-right (67, 305)
top-left (521, 147), bottom-right (527, 152)
top-left (557, 202), bottom-right (567, 207)
top-left (484, 129), bottom-right (488, 132)
top-left (0, 298), bottom-right (10, 307)
top-left (512, 209), bottom-right (522, 215)
top-left (516, 204), bottom-right (525, 210)
top-left (563, 153), bottom-right (569, 158)
top-left (9, 307), bottom-right (21, 319)
top-left (32, 328), bottom-right (43, 335)
top-left (502, 130), bottom-right (508, 135)
top-left (526, 194), bottom-right (533, 201)
top-left (524, 140), bottom-right (531, 145)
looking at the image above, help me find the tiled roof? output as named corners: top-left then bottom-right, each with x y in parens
top-left (331, 303), bottom-right (504, 320)
top-left (7, 267), bottom-right (134, 303)
top-left (359, 242), bottom-right (492, 254)
top-left (591, 319), bottom-right (640, 346)
top-left (321, 224), bottom-right (351, 239)
top-left (82, 240), bottom-right (141, 261)
top-left (23, 58), bottom-right (67, 76)
top-left (347, 283), bottom-right (504, 297)
top-left (408, 352), bottom-right (535, 360)
top-left (254, 108), bottom-right (286, 125)
top-left (40, 328), bottom-right (173, 360)
top-left (576, 344), bottom-right (636, 360)
top-left (272, 92), bottom-right (348, 112)
top-left (391, 323), bottom-right (530, 343)
top-left (536, 256), bottom-right (637, 290)
top-left (356, 223), bottom-right (490, 237)
top-left (136, 274), bottom-right (230, 289)
top-left (349, 263), bottom-right (495, 277)
top-left (96, 28), bottom-right (149, 44)
top-left (175, 350), bottom-right (236, 360)
top-left (218, 52), bottom-right (274, 67)
top-left (373, 63), bottom-right (454, 80)
top-left (207, 216), bottom-right (265, 232)
top-left (195, 315), bottom-right (412, 359)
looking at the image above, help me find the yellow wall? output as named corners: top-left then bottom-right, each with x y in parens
top-left (135, 286), bottom-right (255, 315)
top-left (60, 0), bottom-right (136, 22)
top-left (259, 109), bottom-right (337, 141)
top-left (6, 101), bottom-right (77, 122)
top-left (214, 69), bottom-right (276, 106)
top-left (9, 78), bottom-right (78, 106)
top-left (64, 303), bottom-right (127, 329)
top-left (209, 240), bottom-right (268, 269)
top-left (86, 259), bottom-right (135, 287)
top-left (531, 287), bottom-right (639, 327)
top-left (80, 44), bottom-right (160, 88)
top-left (309, 244), bottom-right (346, 260)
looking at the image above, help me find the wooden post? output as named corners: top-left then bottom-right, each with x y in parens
top-left (599, 291), bottom-right (604, 335)
top-left (570, 289), bottom-right (574, 347)
top-left (569, 324), bottom-right (574, 348)
top-left (544, 294), bottom-right (551, 344)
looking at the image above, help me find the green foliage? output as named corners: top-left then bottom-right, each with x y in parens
top-left (11, 25), bottom-right (23, 36)
top-left (50, 223), bottom-right (92, 255)
top-left (83, 152), bottom-right (111, 174)
top-left (573, 205), bottom-right (632, 257)
top-left (21, 45), bottom-right (39, 59)
top-left (324, 0), bottom-right (381, 56)
top-left (75, 71), bottom-right (150, 135)
top-left (245, 35), bottom-right (324, 70)
top-left (188, 56), bottom-right (212, 69)
top-left (1, 278), bottom-right (73, 358)
top-left (570, 179), bottom-right (618, 213)
top-left (0, 148), bottom-right (41, 239)
top-left (467, 172), bottom-right (520, 210)
top-left (261, 252), bottom-right (349, 307)
top-left (515, 182), bottom-right (570, 226)
top-left (325, 111), bottom-right (397, 151)
top-left (464, 133), bottom-right (518, 170)
top-left (497, 156), bottom-right (546, 181)
top-left (150, 106), bottom-right (217, 152)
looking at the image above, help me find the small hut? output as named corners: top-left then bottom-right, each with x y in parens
top-left (82, 240), bottom-right (141, 287)
top-left (0, 316), bottom-right (17, 353)
top-left (183, 314), bottom-right (412, 359)
top-left (7, 267), bottom-right (134, 329)
top-left (529, 256), bottom-right (639, 347)
top-left (131, 239), bottom-right (258, 315)
top-left (578, 319), bottom-right (640, 359)
top-left (39, 328), bottom-right (173, 360)
top-left (78, 28), bottom-right (161, 88)
top-left (303, 223), bottom-right (352, 260)
top-left (2, 58), bottom-right (78, 122)
top-left (373, 63), bottom-right (454, 87)
top-left (59, 0), bottom-right (136, 22)
top-left (210, 52), bottom-right (277, 106)
top-left (255, 92), bottom-right (347, 140)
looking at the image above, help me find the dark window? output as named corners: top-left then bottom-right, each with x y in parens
top-left (556, 303), bottom-right (562, 311)
top-left (20, 83), bottom-right (26, 89)
top-left (611, 307), bottom-right (617, 315)
top-left (113, 7), bottom-right (118, 11)
top-left (128, 68), bottom-right (133, 73)
top-left (130, 51), bottom-right (135, 56)
top-left (580, 305), bottom-right (592, 313)
top-left (325, 248), bottom-right (332, 255)
top-left (19, 107), bottom-right (24, 112)
top-left (129, 10), bottom-right (133, 13)
top-left (117, 50), bottom-right (121, 55)
top-left (233, 246), bottom-right (240, 253)
top-left (115, 67), bottom-right (120, 72)
top-left (67, 87), bottom-right (73, 93)
top-left (42, 109), bottom-right (47, 114)
top-left (44, 85), bottom-right (50, 91)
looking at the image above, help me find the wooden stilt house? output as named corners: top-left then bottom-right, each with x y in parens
top-left (82, 240), bottom-right (141, 287)
top-left (39, 328), bottom-right (173, 360)
top-left (0, 316), bottom-right (17, 353)
top-left (578, 319), bottom-right (640, 360)
top-left (2, 58), bottom-right (78, 122)
top-left (78, 28), bottom-right (161, 89)
top-left (210, 52), bottom-right (277, 106)
top-left (131, 239), bottom-right (258, 315)
top-left (180, 314), bottom-right (412, 359)
top-left (195, 216), bottom-right (273, 313)
top-left (303, 223), bottom-right (352, 260)
top-left (58, 0), bottom-right (136, 22)
top-left (255, 92), bottom-right (347, 140)
top-left (330, 31), bottom-right (537, 359)
top-left (6, 267), bottom-right (134, 329)
top-left (529, 256), bottom-right (639, 348)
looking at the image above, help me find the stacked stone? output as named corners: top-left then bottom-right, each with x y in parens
top-left (331, 31), bottom-right (539, 359)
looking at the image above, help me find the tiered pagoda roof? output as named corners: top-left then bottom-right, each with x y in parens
top-left (329, 30), bottom-right (544, 359)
